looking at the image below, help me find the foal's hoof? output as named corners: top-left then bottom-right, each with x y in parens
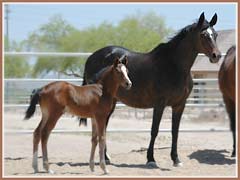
top-left (48, 169), bottom-right (55, 174)
top-left (231, 151), bottom-right (236, 157)
top-left (89, 161), bottom-right (95, 172)
top-left (33, 169), bottom-right (39, 174)
top-left (146, 161), bottom-right (158, 168)
top-left (103, 169), bottom-right (109, 175)
top-left (173, 161), bottom-right (183, 167)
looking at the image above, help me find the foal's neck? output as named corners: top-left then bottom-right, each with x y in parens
top-left (98, 68), bottom-right (119, 97)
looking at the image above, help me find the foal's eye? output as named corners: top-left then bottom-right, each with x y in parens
top-left (116, 69), bottom-right (121, 73)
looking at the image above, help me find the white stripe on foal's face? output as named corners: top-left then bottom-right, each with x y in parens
top-left (206, 28), bottom-right (214, 40)
top-left (120, 65), bottom-right (131, 85)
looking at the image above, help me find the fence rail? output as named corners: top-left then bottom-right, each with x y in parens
top-left (4, 78), bottom-right (224, 108)
top-left (4, 52), bottom-right (92, 57)
top-left (4, 128), bottom-right (230, 135)
top-left (4, 51), bottom-right (227, 57)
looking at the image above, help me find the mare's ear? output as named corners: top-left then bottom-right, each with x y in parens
top-left (209, 13), bottom-right (217, 26)
top-left (197, 12), bottom-right (205, 29)
top-left (121, 55), bottom-right (128, 65)
top-left (114, 57), bottom-right (120, 67)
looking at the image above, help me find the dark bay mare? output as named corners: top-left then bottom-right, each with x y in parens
top-left (24, 57), bottom-right (132, 174)
top-left (80, 13), bottom-right (221, 167)
top-left (218, 45), bottom-right (236, 157)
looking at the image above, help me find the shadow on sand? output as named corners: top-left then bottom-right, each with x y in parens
top-left (188, 149), bottom-right (235, 165)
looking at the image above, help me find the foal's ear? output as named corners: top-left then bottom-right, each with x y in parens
top-left (209, 13), bottom-right (217, 26)
top-left (114, 57), bottom-right (120, 67)
top-left (197, 12), bottom-right (205, 29)
top-left (121, 55), bottom-right (128, 65)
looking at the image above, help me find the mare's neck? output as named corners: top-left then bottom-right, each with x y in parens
top-left (170, 34), bottom-right (198, 73)
top-left (98, 68), bottom-right (119, 97)
top-left (152, 32), bottom-right (199, 74)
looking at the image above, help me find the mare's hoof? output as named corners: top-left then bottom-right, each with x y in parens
top-left (105, 154), bottom-right (111, 163)
top-left (173, 161), bottom-right (183, 167)
top-left (105, 159), bottom-right (111, 165)
top-left (231, 153), bottom-right (236, 158)
top-left (146, 161), bottom-right (158, 168)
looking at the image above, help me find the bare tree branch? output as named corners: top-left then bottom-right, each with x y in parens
top-left (59, 68), bottom-right (82, 78)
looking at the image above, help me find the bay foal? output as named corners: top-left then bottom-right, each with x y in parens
top-left (24, 57), bottom-right (132, 174)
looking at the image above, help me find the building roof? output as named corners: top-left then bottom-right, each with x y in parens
top-left (192, 29), bottom-right (236, 72)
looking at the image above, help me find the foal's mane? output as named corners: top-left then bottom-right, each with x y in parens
top-left (90, 65), bottom-right (112, 84)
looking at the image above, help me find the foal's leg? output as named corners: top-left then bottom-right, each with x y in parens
top-left (32, 110), bottom-right (49, 173)
top-left (89, 118), bottom-right (98, 172)
top-left (96, 117), bottom-right (108, 174)
top-left (147, 105), bottom-right (165, 167)
top-left (32, 120), bottom-right (43, 173)
top-left (41, 112), bottom-right (62, 173)
top-left (223, 96), bottom-right (236, 157)
top-left (171, 103), bottom-right (185, 167)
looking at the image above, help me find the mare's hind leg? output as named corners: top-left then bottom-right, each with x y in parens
top-left (147, 105), bottom-right (165, 167)
top-left (171, 103), bottom-right (186, 167)
top-left (89, 118), bottom-right (98, 172)
top-left (223, 96), bottom-right (236, 157)
top-left (104, 100), bottom-right (117, 163)
top-left (41, 111), bottom-right (62, 173)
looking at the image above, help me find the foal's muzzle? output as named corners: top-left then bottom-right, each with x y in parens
top-left (125, 82), bottom-right (132, 90)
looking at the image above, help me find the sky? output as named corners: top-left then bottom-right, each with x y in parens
top-left (3, 3), bottom-right (237, 42)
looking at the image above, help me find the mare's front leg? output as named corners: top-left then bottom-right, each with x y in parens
top-left (89, 118), bottom-right (98, 172)
top-left (147, 105), bottom-right (165, 167)
top-left (171, 103), bottom-right (185, 167)
top-left (104, 99), bottom-right (117, 163)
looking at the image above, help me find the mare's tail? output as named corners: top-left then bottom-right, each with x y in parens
top-left (24, 88), bottom-right (41, 120)
top-left (79, 74), bottom-right (88, 126)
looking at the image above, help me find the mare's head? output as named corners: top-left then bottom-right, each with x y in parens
top-left (194, 12), bottom-right (221, 63)
top-left (112, 56), bottom-right (132, 90)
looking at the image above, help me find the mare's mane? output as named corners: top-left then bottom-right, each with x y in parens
top-left (152, 20), bottom-right (210, 52)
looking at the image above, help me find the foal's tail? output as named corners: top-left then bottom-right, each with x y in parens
top-left (24, 88), bottom-right (41, 120)
top-left (79, 74), bottom-right (88, 126)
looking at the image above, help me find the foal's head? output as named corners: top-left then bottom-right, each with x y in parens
top-left (112, 56), bottom-right (132, 90)
top-left (194, 12), bottom-right (221, 63)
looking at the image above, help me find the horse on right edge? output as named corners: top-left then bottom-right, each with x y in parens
top-left (218, 45), bottom-right (236, 157)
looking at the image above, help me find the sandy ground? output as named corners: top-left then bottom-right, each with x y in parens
top-left (3, 107), bottom-right (237, 177)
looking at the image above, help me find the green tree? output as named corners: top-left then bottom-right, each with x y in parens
top-left (25, 14), bottom-right (80, 77)
top-left (4, 38), bottom-right (30, 78)
top-left (26, 12), bottom-right (172, 77)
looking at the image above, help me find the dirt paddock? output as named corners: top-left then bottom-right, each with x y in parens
top-left (3, 109), bottom-right (237, 177)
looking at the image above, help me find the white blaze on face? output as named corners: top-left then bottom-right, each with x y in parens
top-left (120, 65), bottom-right (131, 85)
top-left (206, 27), bottom-right (214, 40)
